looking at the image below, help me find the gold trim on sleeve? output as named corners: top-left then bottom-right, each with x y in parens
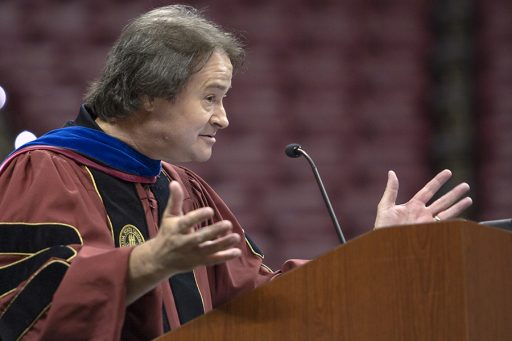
top-left (0, 222), bottom-right (83, 255)
top-left (244, 237), bottom-right (264, 259)
top-left (0, 246), bottom-right (76, 270)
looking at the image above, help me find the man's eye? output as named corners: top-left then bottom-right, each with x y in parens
top-left (205, 96), bottom-right (215, 103)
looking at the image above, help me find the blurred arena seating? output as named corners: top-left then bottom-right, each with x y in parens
top-left (477, 0), bottom-right (512, 223)
top-left (3, 0), bottom-right (505, 269)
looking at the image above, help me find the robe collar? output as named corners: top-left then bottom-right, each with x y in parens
top-left (13, 105), bottom-right (162, 178)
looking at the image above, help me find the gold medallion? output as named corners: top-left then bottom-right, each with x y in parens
top-left (119, 224), bottom-right (145, 247)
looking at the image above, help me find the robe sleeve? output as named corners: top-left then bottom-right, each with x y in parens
top-left (164, 164), bottom-right (307, 308)
top-left (0, 150), bottom-right (137, 340)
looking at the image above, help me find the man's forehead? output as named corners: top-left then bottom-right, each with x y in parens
top-left (199, 50), bottom-right (233, 74)
top-left (184, 50), bottom-right (233, 90)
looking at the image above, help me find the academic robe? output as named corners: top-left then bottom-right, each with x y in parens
top-left (0, 107), bottom-right (304, 341)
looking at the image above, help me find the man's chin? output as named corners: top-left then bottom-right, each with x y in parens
top-left (163, 149), bottom-right (213, 163)
top-left (187, 150), bottom-right (213, 163)
top-left (195, 153), bottom-right (213, 163)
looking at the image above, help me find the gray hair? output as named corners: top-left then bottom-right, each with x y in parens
top-left (84, 5), bottom-right (244, 121)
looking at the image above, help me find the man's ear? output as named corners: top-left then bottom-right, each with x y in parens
top-left (141, 95), bottom-right (155, 112)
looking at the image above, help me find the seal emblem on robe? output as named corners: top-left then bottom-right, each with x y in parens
top-left (119, 224), bottom-right (145, 246)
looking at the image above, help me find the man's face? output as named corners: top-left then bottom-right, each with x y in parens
top-left (139, 50), bottom-right (233, 163)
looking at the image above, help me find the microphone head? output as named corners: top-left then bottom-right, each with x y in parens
top-left (285, 143), bottom-right (302, 158)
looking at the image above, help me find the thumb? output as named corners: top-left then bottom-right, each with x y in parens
top-left (164, 181), bottom-right (184, 217)
top-left (378, 170), bottom-right (399, 210)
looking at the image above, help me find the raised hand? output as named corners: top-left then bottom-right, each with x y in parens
top-left (127, 181), bottom-right (241, 304)
top-left (152, 180), bottom-right (242, 273)
top-left (374, 169), bottom-right (473, 228)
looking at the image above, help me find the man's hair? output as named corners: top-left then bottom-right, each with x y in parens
top-left (84, 5), bottom-right (244, 121)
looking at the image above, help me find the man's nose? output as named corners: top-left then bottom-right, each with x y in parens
top-left (211, 104), bottom-right (229, 129)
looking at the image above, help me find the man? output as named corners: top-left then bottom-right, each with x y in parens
top-left (0, 5), bottom-right (472, 340)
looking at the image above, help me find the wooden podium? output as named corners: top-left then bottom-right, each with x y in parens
top-left (157, 220), bottom-right (512, 340)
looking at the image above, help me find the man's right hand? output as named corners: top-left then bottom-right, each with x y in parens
top-left (126, 181), bottom-right (241, 305)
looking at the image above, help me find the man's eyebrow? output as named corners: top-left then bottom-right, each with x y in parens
top-left (203, 82), bottom-right (232, 91)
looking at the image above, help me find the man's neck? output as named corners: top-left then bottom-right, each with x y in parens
top-left (95, 116), bottom-right (151, 159)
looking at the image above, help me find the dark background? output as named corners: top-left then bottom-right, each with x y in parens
top-left (0, 0), bottom-right (510, 269)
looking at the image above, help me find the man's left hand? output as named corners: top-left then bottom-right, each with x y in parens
top-left (374, 169), bottom-right (473, 228)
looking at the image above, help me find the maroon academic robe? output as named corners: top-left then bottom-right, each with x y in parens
top-left (0, 148), bottom-right (304, 340)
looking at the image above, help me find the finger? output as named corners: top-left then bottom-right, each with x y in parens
top-left (202, 248), bottom-right (242, 266)
top-left (186, 220), bottom-right (233, 243)
top-left (412, 169), bottom-right (452, 203)
top-left (174, 207), bottom-right (215, 233)
top-left (428, 182), bottom-right (470, 214)
top-left (164, 181), bottom-right (185, 217)
top-left (377, 170), bottom-right (399, 210)
top-left (437, 197), bottom-right (473, 219)
top-left (198, 232), bottom-right (241, 254)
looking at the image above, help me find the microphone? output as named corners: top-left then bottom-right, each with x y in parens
top-left (480, 218), bottom-right (512, 232)
top-left (285, 143), bottom-right (346, 244)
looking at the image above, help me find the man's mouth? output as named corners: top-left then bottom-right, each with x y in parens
top-left (199, 134), bottom-right (216, 143)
